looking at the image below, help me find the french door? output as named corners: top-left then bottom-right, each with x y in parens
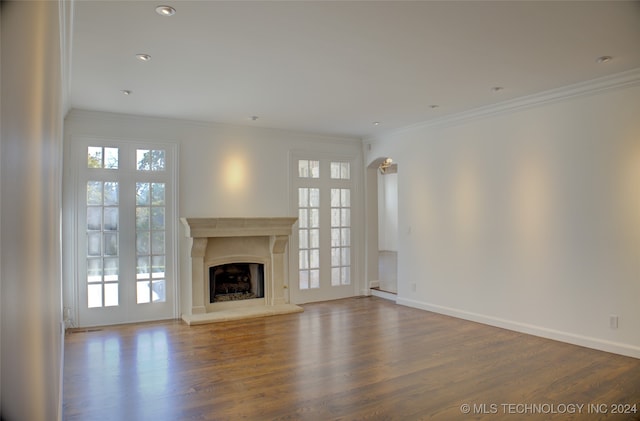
top-left (290, 156), bottom-right (357, 303)
top-left (73, 139), bottom-right (177, 326)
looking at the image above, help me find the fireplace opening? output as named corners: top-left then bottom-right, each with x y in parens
top-left (209, 263), bottom-right (264, 303)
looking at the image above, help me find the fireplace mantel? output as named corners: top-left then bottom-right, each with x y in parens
top-left (180, 217), bottom-right (301, 325)
top-left (181, 217), bottom-right (298, 238)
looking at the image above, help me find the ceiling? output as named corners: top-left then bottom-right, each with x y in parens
top-left (71, 1), bottom-right (640, 139)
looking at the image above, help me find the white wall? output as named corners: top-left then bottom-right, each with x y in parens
top-left (377, 171), bottom-right (398, 251)
top-left (1, 1), bottom-right (64, 419)
top-left (367, 76), bottom-right (640, 358)
top-left (63, 110), bottom-right (364, 318)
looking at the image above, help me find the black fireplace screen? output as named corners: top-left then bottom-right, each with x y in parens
top-left (209, 263), bottom-right (264, 303)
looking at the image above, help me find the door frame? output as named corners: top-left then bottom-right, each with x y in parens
top-left (288, 151), bottom-right (363, 304)
top-left (63, 136), bottom-right (179, 327)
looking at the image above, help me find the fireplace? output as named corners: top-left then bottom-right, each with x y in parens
top-left (181, 217), bottom-right (302, 325)
top-left (209, 263), bottom-right (264, 303)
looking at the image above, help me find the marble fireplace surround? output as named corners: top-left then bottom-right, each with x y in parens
top-left (181, 217), bottom-right (302, 325)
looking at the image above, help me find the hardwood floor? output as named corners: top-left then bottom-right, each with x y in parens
top-left (63, 297), bottom-right (640, 420)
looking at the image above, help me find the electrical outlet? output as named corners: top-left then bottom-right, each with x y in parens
top-left (609, 314), bottom-right (619, 330)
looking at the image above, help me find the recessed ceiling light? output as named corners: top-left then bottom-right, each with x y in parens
top-left (373, 121), bottom-right (380, 126)
top-left (429, 105), bottom-right (439, 109)
top-left (596, 56), bottom-right (612, 64)
top-left (121, 90), bottom-right (132, 95)
top-left (491, 86), bottom-right (504, 93)
top-left (136, 54), bottom-right (151, 62)
top-left (250, 116), bottom-right (259, 121)
top-left (155, 5), bottom-right (176, 16)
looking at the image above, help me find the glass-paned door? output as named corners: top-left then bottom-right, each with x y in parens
top-left (290, 157), bottom-right (357, 303)
top-left (75, 140), bottom-right (176, 327)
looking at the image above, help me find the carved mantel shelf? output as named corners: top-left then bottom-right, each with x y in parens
top-left (181, 217), bottom-right (298, 238)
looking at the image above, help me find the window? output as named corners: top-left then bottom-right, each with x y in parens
top-left (294, 158), bottom-right (353, 297)
top-left (88, 146), bottom-right (119, 169)
top-left (73, 140), bottom-right (176, 326)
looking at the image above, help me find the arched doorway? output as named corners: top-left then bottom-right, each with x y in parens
top-left (366, 157), bottom-right (398, 298)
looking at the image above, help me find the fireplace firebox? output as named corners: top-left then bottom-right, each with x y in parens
top-left (209, 263), bottom-right (264, 303)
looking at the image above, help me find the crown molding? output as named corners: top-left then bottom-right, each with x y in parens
top-left (369, 67), bottom-right (640, 141)
top-left (66, 108), bottom-right (363, 146)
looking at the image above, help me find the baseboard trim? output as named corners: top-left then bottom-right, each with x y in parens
top-left (370, 288), bottom-right (397, 302)
top-left (396, 297), bottom-right (640, 359)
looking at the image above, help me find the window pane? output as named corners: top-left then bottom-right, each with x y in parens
top-left (87, 232), bottom-right (101, 256)
top-left (309, 161), bottom-right (320, 178)
top-left (331, 248), bottom-right (340, 266)
top-left (104, 283), bottom-right (118, 307)
top-left (298, 209), bottom-right (308, 228)
top-left (137, 149), bottom-right (150, 171)
top-left (309, 229), bottom-right (319, 248)
top-left (137, 232), bottom-right (150, 255)
top-left (298, 160), bottom-right (309, 178)
top-left (299, 270), bottom-right (309, 289)
top-left (341, 228), bottom-right (350, 246)
top-left (342, 248), bottom-right (350, 266)
top-left (331, 209), bottom-right (340, 227)
top-left (151, 231), bottom-right (165, 254)
top-left (152, 256), bottom-right (165, 278)
top-left (88, 147), bottom-right (102, 168)
top-left (298, 188), bottom-right (308, 207)
top-left (87, 181), bottom-right (102, 205)
top-left (87, 207), bottom-right (102, 230)
top-left (103, 182), bottom-right (119, 206)
top-left (151, 150), bottom-right (166, 171)
top-left (331, 228), bottom-right (340, 247)
top-left (87, 284), bottom-right (102, 308)
top-left (104, 148), bottom-right (119, 169)
top-left (309, 188), bottom-right (319, 207)
top-left (341, 209), bottom-right (350, 226)
top-left (137, 256), bottom-right (150, 280)
top-left (87, 258), bottom-right (102, 283)
top-left (310, 209), bottom-right (319, 228)
top-left (330, 162), bottom-right (340, 179)
top-left (136, 183), bottom-right (150, 206)
top-left (331, 267), bottom-right (341, 286)
top-left (299, 250), bottom-right (308, 269)
top-left (103, 232), bottom-right (118, 256)
top-left (341, 189), bottom-right (350, 207)
top-left (104, 207), bottom-right (118, 230)
top-left (342, 267), bottom-right (351, 285)
top-left (310, 269), bottom-right (320, 288)
top-left (137, 281), bottom-right (151, 304)
top-left (136, 207), bottom-right (150, 230)
top-left (341, 162), bottom-right (350, 180)
top-left (331, 189), bottom-right (340, 207)
top-left (151, 207), bottom-right (165, 230)
top-left (310, 249), bottom-right (319, 269)
top-left (104, 257), bottom-right (119, 282)
top-left (151, 183), bottom-right (165, 206)
top-left (299, 230), bottom-right (308, 249)
top-left (152, 280), bottom-right (166, 302)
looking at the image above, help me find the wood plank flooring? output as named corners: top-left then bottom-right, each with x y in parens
top-left (63, 297), bottom-right (640, 420)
